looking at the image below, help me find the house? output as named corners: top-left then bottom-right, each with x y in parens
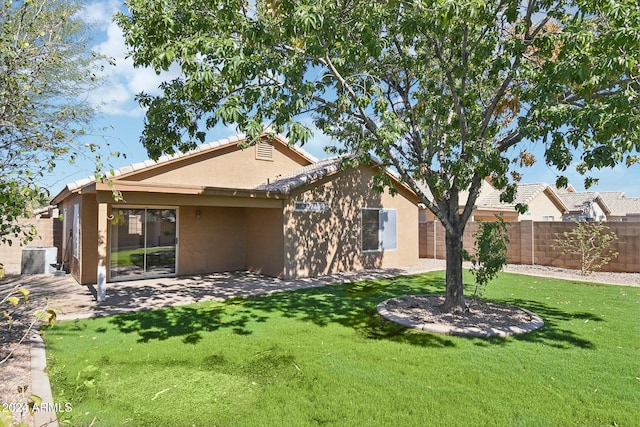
top-left (51, 134), bottom-right (419, 293)
top-left (555, 191), bottom-right (610, 222)
top-left (418, 180), bottom-right (567, 222)
top-left (599, 192), bottom-right (640, 222)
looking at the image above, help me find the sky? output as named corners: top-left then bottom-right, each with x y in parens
top-left (43, 0), bottom-right (640, 198)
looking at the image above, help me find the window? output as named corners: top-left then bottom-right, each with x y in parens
top-left (542, 216), bottom-right (554, 221)
top-left (73, 203), bottom-right (80, 258)
top-left (361, 208), bottom-right (397, 252)
top-left (128, 214), bottom-right (143, 235)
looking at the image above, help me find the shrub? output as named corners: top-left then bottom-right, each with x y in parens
top-left (465, 217), bottom-right (510, 300)
top-left (552, 221), bottom-right (619, 276)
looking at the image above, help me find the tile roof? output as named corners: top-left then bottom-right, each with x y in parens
top-left (255, 155), bottom-right (349, 193)
top-left (599, 192), bottom-right (640, 216)
top-left (556, 191), bottom-right (610, 214)
top-left (549, 183), bottom-right (576, 193)
top-left (476, 183), bottom-right (552, 208)
top-left (416, 180), bottom-right (566, 212)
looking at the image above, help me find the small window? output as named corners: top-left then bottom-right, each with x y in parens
top-left (542, 216), bottom-right (554, 221)
top-left (255, 140), bottom-right (274, 160)
top-left (128, 214), bottom-right (143, 235)
top-left (361, 208), bottom-right (397, 252)
top-left (73, 203), bottom-right (80, 259)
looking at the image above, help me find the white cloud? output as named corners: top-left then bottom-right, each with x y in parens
top-left (80, 2), bottom-right (181, 117)
top-left (77, 0), bottom-right (120, 28)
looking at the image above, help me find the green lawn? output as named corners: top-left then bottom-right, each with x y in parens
top-left (43, 271), bottom-right (640, 426)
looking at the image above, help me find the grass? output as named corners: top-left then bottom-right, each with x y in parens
top-left (43, 271), bottom-right (640, 426)
top-left (110, 246), bottom-right (175, 268)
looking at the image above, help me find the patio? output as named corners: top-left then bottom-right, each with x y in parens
top-left (1, 260), bottom-right (446, 322)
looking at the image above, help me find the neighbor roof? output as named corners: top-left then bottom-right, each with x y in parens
top-left (476, 183), bottom-right (565, 210)
top-left (556, 191), bottom-right (611, 214)
top-left (416, 180), bottom-right (568, 213)
top-left (599, 192), bottom-right (640, 216)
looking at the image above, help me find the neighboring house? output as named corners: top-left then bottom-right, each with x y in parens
top-left (556, 191), bottom-right (610, 221)
top-left (51, 134), bottom-right (419, 286)
top-left (600, 192), bottom-right (640, 222)
top-left (418, 180), bottom-right (567, 222)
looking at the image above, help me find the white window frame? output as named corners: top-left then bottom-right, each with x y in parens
top-left (361, 208), bottom-right (398, 252)
top-left (72, 203), bottom-right (80, 259)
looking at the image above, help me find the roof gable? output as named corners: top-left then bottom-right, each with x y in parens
top-left (57, 134), bottom-right (317, 197)
top-left (557, 191), bottom-right (611, 214)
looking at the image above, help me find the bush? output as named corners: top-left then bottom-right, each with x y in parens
top-left (552, 221), bottom-right (619, 276)
top-left (465, 217), bottom-right (510, 300)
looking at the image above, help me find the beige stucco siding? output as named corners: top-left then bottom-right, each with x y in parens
top-left (282, 166), bottom-right (418, 279)
top-left (178, 206), bottom-right (246, 274)
top-left (57, 193), bottom-right (99, 285)
top-left (80, 194), bottom-right (99, 284)
top-left (245, 208), bottom-right (285, 277)
top-left (123, 143), bottom-right (310, 189)
top-left (522, 192), bottom-right (564, 221)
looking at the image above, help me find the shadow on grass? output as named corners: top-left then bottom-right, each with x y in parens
top-left (104, 274), bottom-right (455, 348)
top-left (108, 303), bottom-right (268, 344)
top-left (104, 272), bottom-right (598, 350)
top-left (244, 274), bottom-right (457, 348)
top-left (498, 298), bottom-right (602, 349)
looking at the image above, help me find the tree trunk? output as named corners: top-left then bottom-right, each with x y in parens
top-left (440, 226), bottom-right (467, 313)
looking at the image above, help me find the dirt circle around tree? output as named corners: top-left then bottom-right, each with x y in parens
top-left (377, 295), bottom-right (544, 338)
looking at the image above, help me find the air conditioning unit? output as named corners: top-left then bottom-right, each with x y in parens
top-left (21, 247), bottom-right (58, 275)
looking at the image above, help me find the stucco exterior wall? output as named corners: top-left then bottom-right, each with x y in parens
top-left (80, 194), bottom-right (99, 284)
top-left (245, 208), bottom-right (285, 277)
top-left (563, 203), bottom-right (607, 222)
top-left (522, 191), bottom-right (564, 221)
top-left (283, 166), bottom-right (418, 279)
top-left (178, 206), bottom-right (246, 274)
top-left (124, 143), bottom-right (310, 189)
top-left (54, 193), bottom-right (86, 283)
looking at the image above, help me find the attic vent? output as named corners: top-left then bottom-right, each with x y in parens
top-left (256, 140), bottom-right (274, 160)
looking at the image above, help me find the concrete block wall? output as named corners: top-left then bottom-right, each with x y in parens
top-left (419, 220), bottom-right (640, 273)
top-left (0, 217), bottom-right (56, 275)
top-left (608, 223), bottom-right (640, 273)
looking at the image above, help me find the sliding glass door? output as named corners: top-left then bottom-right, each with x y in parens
top-left (110, 208), bottom-right (177, 281)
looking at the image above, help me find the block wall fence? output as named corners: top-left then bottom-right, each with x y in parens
top-left (0, 217), bottom-right (61, 275)
top-left (419, 220), bottom-right (640, 273)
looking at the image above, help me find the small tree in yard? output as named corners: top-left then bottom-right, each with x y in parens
top-left (465, 217), bottom-right (510, 301)
top-left (552, 221), bottom-right (619, 276)
top-left (117, 0), bottom-right (640, 313)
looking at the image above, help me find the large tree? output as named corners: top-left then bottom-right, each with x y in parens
top-left (117, 0), bottom-right (640, 312)
top-left (0, 0), bottom-right (103, 245)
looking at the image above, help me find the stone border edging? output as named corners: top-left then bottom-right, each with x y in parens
top-left (30, 328), bottom-right (59, 427)
top-left (377, 295), bottom-right (544, 338)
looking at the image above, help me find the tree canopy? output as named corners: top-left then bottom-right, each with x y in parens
top-left (0, 0), bottom-right (103, 244)
top-left (117, 0), bottom-right (640, 311)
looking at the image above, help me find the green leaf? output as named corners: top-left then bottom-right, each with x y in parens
top-left (0, 407), bottom-right (13, 427)
top-left (17, 288), bottom-right (29, 304)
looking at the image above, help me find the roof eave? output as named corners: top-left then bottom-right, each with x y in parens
top-left (94, 180), bottom-right (288, 199)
